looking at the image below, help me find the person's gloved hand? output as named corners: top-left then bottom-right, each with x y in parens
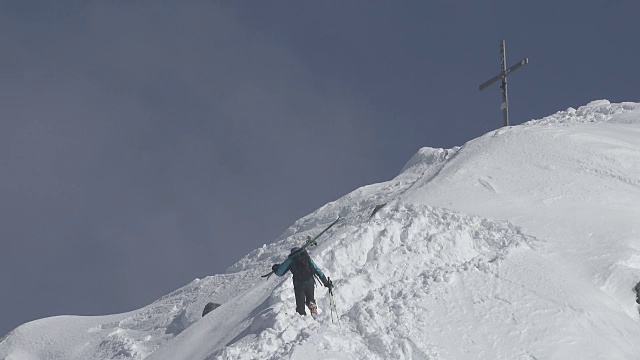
top-left (325, 278), bottom-right (334, 289)
top-left (271, 263), bottom-right (280, 272)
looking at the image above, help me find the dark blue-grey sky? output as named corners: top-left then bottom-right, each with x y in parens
top-left (1, 0), bottom-right (638, 337)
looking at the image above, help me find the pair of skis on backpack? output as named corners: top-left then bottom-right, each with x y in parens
top-left (261, 204), bottom-right (388, 279)
top-left (261, 216), bottom-right (341, 279)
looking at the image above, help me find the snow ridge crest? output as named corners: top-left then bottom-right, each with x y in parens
top-left (525, 99), bottom-right (637, 126)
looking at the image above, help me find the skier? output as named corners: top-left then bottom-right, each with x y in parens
top-left (272, 247), bottom-right (333, 316)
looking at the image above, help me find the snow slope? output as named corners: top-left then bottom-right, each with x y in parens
top-left (2, 100), bottom-right (640, 359)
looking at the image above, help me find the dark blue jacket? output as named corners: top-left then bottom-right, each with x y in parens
top-left (274, 257), bottom-right (329, 287)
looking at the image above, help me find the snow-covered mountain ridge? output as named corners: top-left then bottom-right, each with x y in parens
top-left (2, 100), bottom-right (640, 359)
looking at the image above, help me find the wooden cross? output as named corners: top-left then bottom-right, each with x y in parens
top-left (479, 40), bottom-right (529, 127)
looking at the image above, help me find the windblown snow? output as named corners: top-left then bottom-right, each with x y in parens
top-left (2, 100), bottom-right (640, 359)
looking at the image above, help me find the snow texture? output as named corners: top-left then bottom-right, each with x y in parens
top-left (2, 100), bottom-right (640, 359)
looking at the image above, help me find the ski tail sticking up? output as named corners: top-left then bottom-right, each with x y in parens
top-left (261, 216), bottom-right (340, 279)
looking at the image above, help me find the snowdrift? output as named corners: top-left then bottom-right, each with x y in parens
top-left (2, 100), bottom-right (640, 359)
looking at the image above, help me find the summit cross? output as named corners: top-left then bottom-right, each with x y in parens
top-left (479, 40), bottom-right (529, 127)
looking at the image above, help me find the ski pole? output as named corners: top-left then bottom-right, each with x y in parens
top-left (328, 289), bottom-right (335, 324)
top-left (328, 277), bottom-right (340, 326)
